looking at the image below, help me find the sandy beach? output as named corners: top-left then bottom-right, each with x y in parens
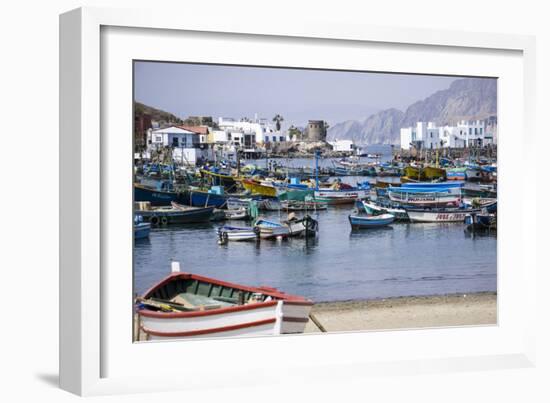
top-left (304, 292), bottom-right (497, 333)
top-left (134, 292), bottom-right (496, 341)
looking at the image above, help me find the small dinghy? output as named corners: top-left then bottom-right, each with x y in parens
top-left (136, 262), bottom-right (314, 340)
top-left (284, 213), bottom-right (319, 238)
top-left (348, 213), bottom-right (395, 229)
top-left (217, 225), bottom-right (258, 243)
top-left (224, 207), bottom-right (249, 220)
top-left (254, 218), bottom-right (290, 239)
top-left (134, 215), bottom-right (151, 239)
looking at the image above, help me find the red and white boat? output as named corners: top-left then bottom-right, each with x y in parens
top-left (136, 263), bottom-right (313, 340)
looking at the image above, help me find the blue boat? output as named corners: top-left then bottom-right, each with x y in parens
top-left (401, 181), bottom-right (464, 189)
top-left (178, 188), bottom-right (229, 208)
top-left (348, 213), bottom-right (395, 229)
top-left (134, 215), bottom-right (151, 239)
top-left (134, 183), bottom-right (179, 206)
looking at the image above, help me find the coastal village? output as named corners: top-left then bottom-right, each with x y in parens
top-left (133, 72), bottom-right (497, 342)
top-left (133, 105), bottom-right (497, 341)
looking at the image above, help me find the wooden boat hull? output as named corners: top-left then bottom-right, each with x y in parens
top-left (240, 179), bottom-right (277, 197)
top-left (406, 208), bottom-right (480, 223)
top-left (179, 189), bottom-right (228, 208)
top-left (388, 191), bottom-right (460, 207)
top-left (137, 206), bottom-right (215, 225)
top-left (255, 219), bottom-right (290, 239)
top-left (134, 184), bottom-right (178, 206)
top-left (137, 272), bottom-right (313, 340)
top-left (134, 222), bottom-right (151, 239)
top-left (349, 213), bottom-right (395, 228)
top-left (361, 201), bottom-right (409, 221)
top-left (218, 226), bottom-right (258, 242)
top-left (314, 189), bottom-right (367, 205)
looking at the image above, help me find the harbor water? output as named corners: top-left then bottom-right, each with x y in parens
top-left (134, 145), bottom-right (496, 302)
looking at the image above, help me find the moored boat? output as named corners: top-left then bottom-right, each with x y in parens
top-left (284, 214), bottom-right (319, 238)
top-left (239, 179), bottom-right (277, 197)
top-left (406, 207), bottom-right (481, 223)
top-left (134, 215), bottom-right (151, 239)
top-left (136, 202), bottom-right (215, 225)
top-left (254, 218), bottom-right (290, 239)
top-left (217, 225), bottom-right (258, 243)
top-left (360, 200), bottom-right (409, 221)
top-left (348, 213), bottom-right (395, 229)
top-left (137, 264), bottom-right (314, 340)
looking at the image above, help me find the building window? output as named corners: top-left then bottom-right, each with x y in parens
top-left (172, 137), bottom-right (179, 147)
top-left (272, 136), bottom-right (276, 142)
top-left (265, 136), bottom-right (269, 142)
top-left (155, 136), bottom-right (162, 142)
top-left (480, 128), bottom-right (483, 134)
top-left (279, 136), bottom-right (284, 142)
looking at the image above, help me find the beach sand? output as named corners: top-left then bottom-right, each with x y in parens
top-left (133, 292), bottom-right (497, 341)
top-left (304, 292), bottom-right (497, 333)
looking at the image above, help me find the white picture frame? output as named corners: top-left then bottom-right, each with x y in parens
top-left (60, 6), bottom-right (537, 396)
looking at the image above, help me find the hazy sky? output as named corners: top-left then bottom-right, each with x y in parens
top-left (134, 61), bottom-right (458, 128)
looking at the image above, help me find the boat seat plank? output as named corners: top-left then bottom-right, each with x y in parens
top-left (171, 292), bottom-right (234, 309)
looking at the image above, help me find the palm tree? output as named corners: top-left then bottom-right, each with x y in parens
top-left (272, 114), bottom-right (284, 132)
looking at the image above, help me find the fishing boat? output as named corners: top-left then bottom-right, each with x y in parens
top-left (388, 188), bottom-right (461, 207)
top-left (348, 213), bottom-right (395, 229)
top-left (284, 214), bottom-right (319, 238)
top-left (134, 183), bottom-right (179, 206)
top-left (446, 167), bottom-right (467, 181)
top-left (134, 215), bottom-right (151, 239)
top-left (360, 200), bottom-right (409, 221)
top-left (403, 165), bottom-right (446, 181)
top-left (136, 202), bottom-right (215, 225)
top-left (136, 264), bottom-right (314, 340)
top-left (217, 225), bottom-right (258, 243)
top-left (465, 213), bottom-right (497, 232)
top-left (406, 207), bottom-right (481, 223)
top-left (224, 208), bottom-right (249, 220)
top-left (200, 169), bottom-right (239, 191)
top-left (254, 218), bottom-right (290, 239)
top-left (239, 179), bottom-right (277, 197)
top-left (282, 200), bottom-right (328, 211)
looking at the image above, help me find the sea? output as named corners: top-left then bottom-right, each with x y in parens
top-left (134, 145), bottom-right (497, 302)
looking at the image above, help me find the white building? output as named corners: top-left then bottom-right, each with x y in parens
top-left (148, 126), bottom-right (211, 165)
top-left (328, 139), bottom-right (354, 152)
top-left (400, 120), bottom-right (494, 150)
top-left (150, 126), bottom-right (198, 149)
top-left (217, 117), bottom-right (288, 146)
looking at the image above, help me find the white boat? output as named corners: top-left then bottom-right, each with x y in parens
top-left (254, 218), bottom-right (290, 239)
top-left (406, 208), bottom-right (481, 223)
top-left (217, 225), bottom-right (258, 243)
top-left (388, 190), bottom-right (461, 207)
top-left (314, 189), bottom-right (367, 205)
top-left (137, 264), bottom-right (313, 340)
top-left (224, 208), bottom-right (248, 220)
top-left (284, 214), bottom-right (319, 238)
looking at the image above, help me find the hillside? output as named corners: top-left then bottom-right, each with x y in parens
top-left (327, 78), bottom-right (497, 145)
top-left (134, 102), bottom-right (182, 124)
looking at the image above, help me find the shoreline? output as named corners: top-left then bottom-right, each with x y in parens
top-left (304, 291), bottom-right (497, 333)
top-left (133, 291), bottom-right (496, 341)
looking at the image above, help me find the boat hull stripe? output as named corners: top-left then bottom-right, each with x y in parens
top-left (138, 300), bottom-right (278, 319)
top-left (141, 318), bottom-right (277, 337)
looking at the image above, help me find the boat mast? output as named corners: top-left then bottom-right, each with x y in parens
top-left (314, 150), bottom-right (320, 190)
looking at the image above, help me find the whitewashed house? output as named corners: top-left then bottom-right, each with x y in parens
top-left (149, 126), bottom-right (211, 165)
top-left (401, 120), bottom-right (493, 150)
top-left (328, 139), bottom-right (354, 152)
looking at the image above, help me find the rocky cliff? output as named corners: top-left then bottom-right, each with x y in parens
top-left (327, 78), bottom-right (497, 145)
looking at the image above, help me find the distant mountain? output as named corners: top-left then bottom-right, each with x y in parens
top-left (327, 78), bottom-right (497, 145)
